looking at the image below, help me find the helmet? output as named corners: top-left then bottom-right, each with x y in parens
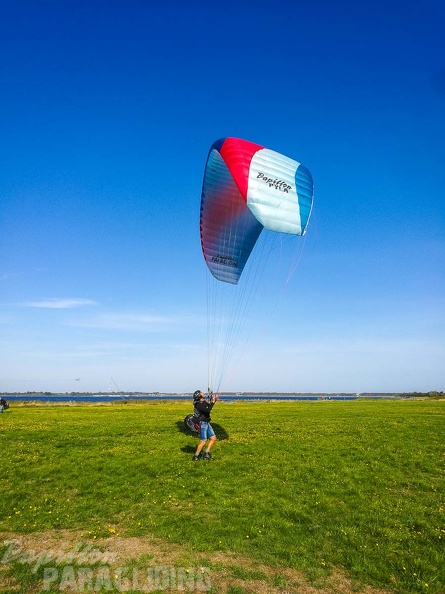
top-left (193, 390), bottom-right (202, 401)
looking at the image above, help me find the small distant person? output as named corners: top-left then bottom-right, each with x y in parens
top-left (0, 398), bottom-right (8, 413)
top-left (192, 390), bottom-right (219, 461)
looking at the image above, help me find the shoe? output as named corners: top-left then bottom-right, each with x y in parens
top-left (203, 452), bottom-right (214, 460)
top-left (192, 454), bottom-right (200, 461)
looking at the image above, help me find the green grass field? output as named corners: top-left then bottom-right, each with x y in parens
top-left (0, 399), bottom-right (444, 593)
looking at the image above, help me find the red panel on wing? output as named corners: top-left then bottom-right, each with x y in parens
top-left (219, 137), bottom-right (263, 201)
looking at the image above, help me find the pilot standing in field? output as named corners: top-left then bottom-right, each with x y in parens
top-left (192, 390), bottom-right (219, 461)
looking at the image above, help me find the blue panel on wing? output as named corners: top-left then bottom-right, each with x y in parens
top-left (200, 149), bottom-right (263, 284)
top-left (295, 164), bottom-right (314, 234)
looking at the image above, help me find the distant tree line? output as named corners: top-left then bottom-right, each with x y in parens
top-left (396, 391), bottom-right (444, 399)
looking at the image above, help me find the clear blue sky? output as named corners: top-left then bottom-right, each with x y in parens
top-left (1, 0), bottom-right (444, 394)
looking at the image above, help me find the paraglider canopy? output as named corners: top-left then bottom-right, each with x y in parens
top-left (200, 137), bottom-right (314, 284)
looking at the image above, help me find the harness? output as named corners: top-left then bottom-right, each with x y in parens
top-left (184, 396), bottom-right (212, 434)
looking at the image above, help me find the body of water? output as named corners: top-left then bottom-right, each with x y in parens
top-left (0, 393), bottom-right (391, 404)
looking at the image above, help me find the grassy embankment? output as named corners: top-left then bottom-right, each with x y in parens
top-left (0, 399), bottom-right (444, 593)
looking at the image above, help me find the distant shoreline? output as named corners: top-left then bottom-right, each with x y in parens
top-left (1, 391), bottom-right (399, 397)
top-left (1, 391), bottom-right (442, 405)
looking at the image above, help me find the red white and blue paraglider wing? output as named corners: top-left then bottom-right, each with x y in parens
top-left (200, 137), bottom-right (313, 285)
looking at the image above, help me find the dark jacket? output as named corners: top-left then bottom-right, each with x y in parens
top-left (194, 400), bottom-right (215, 422)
